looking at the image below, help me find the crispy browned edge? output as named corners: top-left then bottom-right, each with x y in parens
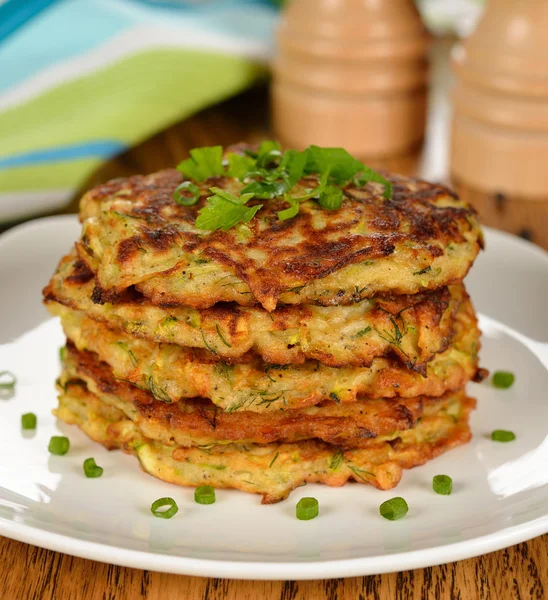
top-left (43, 253), bottom-right (463, 372)
top-left (62, 344), bottom-right (460, 448)
top-left (77, 150), bottom-right (483, 310)
top-left (59, 378), bottom-right (476, 504)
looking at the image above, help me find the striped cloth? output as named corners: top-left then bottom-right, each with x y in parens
top-left (0, 0), bottom-right (277, 222)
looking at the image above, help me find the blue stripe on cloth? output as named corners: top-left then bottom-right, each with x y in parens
top-left (0, 0), bottom-right (132, 94)
top-left (0, 0), bottom-right (277, 94)
top-left (0, 140), bottom-right (126, 169)
top-left (0, 0), bottom-right (59, 45)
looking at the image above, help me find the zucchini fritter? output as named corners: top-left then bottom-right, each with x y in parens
top-left (61, 345), bottom-right (471, 448)
top-left (45, 251), bottom-right (463, 370)
top-left (50, 296), bottom-right (480, 412)
top-left (77, 166), bottom-right (482, 311)
top-left (56, 381), bottom-right (475, 503)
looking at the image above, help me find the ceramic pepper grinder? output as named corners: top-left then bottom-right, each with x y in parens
top-left (450, 0), bottom-right (548, 250)
top-left (271, 0), bottom-right (430, 175)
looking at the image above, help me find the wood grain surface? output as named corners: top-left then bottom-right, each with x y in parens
top-left (1, 534), bottom-right (547, 599)
top-left (1, 79), bottom-right (547, 599)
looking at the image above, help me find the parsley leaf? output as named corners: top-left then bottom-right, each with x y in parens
top-left (257, 140), bottom-right (282, 164)
top-left (240, 147), bottom-right (307, 200)
top-left (177, 142), bottom-right (392, 230)
top-left (306, 146), bottom-right (392, 198)
top-left (227, 152), bottom-right (255, 181)
top-left (195, 187), bottom-right (262, 231)
top-left (241, 179), bottom-right (290, 199)
top-left (304, 146), bottom-right (363, 184)
top-left (290, 167), bottom-right (330, 202)
top-left (282, 149), bottom-right (308, 188)
top-left (177, 146), bottom-right (224, 182)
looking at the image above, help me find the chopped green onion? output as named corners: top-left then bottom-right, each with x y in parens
top-left (318, 185), bottom-right (343, 210)
top-left (491, 429), bottom-right (515, 442)
top-left (59, 346), bottom-right (66, 362)
top-left (21, 413), bottom-right (37, 430)
top-left (0, 370), bottom-right (16, 391)
top-left (151, 497), bottom-right (179, 519)
top-left (277, 198), bottom-right (300, 221)
top-left (173, 181), bottom-right (201, 206)
top-left (379, 497), bottom-right (408, 521)
top-left (83, 457), bottom-right (103, 478)
top-left (48, 436), bottom-right (70, 455)
top-left (492, 371), bottom-right (515, 389)
top-left (432, 474), bottom-right (452, 495)
top-left (194, 485), bottom-right (216, 505)
top-left (296, 497), bottom-right (319, 520)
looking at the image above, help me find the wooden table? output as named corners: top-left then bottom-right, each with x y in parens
top-left (1, 83), bottom-right (547, 600)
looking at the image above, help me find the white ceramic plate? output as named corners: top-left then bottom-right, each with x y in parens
top-left (0, 215), bottom-right (547, 580)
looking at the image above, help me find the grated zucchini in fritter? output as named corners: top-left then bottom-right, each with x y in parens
top-left (77, 159), bottom-right (482, 311)
top-left (45, 251), bottom-right (464, 370)
top-left (50, 296), bottom-right (480, 413)
top-left (56, 380), bottom-right (475, 503)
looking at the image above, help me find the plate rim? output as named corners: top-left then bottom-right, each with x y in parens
top-left (0, 215), bottom-right (547, 579)
top-left (1, 508), bottom-right (547, 580)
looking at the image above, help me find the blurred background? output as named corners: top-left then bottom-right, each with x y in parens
top-left (0, 0), bottom-right (546, 247)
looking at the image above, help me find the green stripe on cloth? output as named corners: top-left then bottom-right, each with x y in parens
top-left (0, 159), bottom-right (101, 192)
top-left (0, 49), bottom-right (264, 190)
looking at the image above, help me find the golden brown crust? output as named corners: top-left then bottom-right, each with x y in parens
top-left (44, 251), bottom-right (463, 370)
top-left (56, 381), bottom-right (475, 503)
top-left (61, 344), bottom-right (472, 449)
top-left (50, 296), bottom-right (481, 412)
top-left (77, 161), bottom-right (482, 310)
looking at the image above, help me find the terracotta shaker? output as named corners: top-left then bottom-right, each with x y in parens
top-left (451, 0), bottom-right (548, 250)
top-left (271, 0), bottom-right (430, 174)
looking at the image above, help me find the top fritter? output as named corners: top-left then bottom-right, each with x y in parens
top-left (77, 143), bottom-right (483, 311)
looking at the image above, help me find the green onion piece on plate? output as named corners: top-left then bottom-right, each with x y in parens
top-left (491, 429), bottom-right (515, 442)
top-left (492, 371), bottom-right (515, 389)
top-left (151, 497), bottom-right (179, 519)
top-left (432, 474), bottom-right (453, 495)
top-left (379, 497), bottom-right (408, 521)
top-left (83, 457), bottom-right (103, 478)
top-left (195, 485), bottom-right (216, 505)
top-left (21, 413), bottom-right (37, 430)
top-left (296, 497), bottom-right (319, 520)
top-left (173, 181), bottom-right (201, 206)
top-left (48, 436), bottom-right (70, 455)
top-left (0, 370), bottom-right (16, 391)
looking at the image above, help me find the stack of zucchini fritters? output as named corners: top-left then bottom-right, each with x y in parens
top-left (44, 144), bottom-right (484, 504)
